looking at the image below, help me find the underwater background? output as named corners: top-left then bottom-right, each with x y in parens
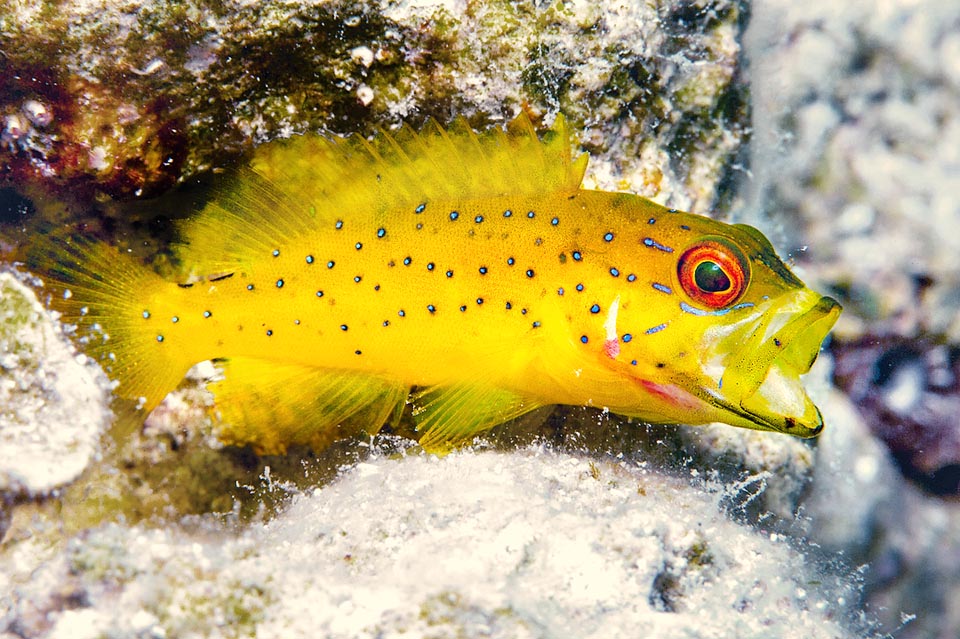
top-left (1, 0), bottom-right (958, 637)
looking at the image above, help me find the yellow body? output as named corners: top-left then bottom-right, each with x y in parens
top-left (41, 115), bottom-right (840, 453)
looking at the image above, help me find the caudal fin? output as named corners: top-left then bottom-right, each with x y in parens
top-left (30, 238), bottom-right (193, 412)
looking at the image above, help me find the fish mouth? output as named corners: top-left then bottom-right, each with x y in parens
top-left (703, 292), bottom-right (842, 437)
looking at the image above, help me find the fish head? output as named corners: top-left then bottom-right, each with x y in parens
top-left (605, 211), bottom-right (841, 437)
top-left (665, 222), bottom-right (840, 436)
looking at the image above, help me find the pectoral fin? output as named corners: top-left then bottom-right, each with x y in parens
top-left (412, 384), bottom-right (543, 454)
top-left (210, 358), bottom-right (407, 455)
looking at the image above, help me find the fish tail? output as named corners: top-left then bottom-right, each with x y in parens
top-left (30, 238), bottom-right (192, 412)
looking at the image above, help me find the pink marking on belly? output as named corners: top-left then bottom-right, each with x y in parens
top-left (604, 338), bottom-right (620, 359)
top-left (639, 379), bottom-right (702, 410)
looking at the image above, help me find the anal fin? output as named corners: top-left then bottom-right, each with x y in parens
top-left (412, 384), bottom-right (543, 455)
top-left (209, 358), bottom-right (407, 455)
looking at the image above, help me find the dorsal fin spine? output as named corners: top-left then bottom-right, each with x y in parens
top-left (179, 113), bottom-right (586, 271)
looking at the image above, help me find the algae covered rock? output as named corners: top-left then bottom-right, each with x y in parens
top-left (1, 0), bottom-right (748, 219)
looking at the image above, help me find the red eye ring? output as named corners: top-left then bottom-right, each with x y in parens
top-left (677, 238), bottom-right (749, 309)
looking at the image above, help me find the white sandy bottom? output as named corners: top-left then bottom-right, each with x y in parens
top-left (36, 450), bottom-right (855, 639)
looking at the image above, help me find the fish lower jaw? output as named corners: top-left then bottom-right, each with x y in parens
top-left (737, 361), bottom-right (825, 437)
top-left (697, 358), bottom-right (825, 437)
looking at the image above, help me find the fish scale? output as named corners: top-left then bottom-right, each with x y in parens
top-left (34, 114), bottom-right (840, 454)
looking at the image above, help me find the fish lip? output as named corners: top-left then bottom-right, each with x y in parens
top-left (702, 293), bottom-right (842, 436)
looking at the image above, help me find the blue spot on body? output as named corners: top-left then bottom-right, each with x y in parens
top-left (327, 260), bottom-right (335, 269)
top-left (335, 220), bottom-right (343, 230)
top-left (590, 304), bottom-right (600, 314)
top-left (527, 211), bottom-right (535, 219)
top-left (572, 251), bottom-right (582, 261)
top-left (276, 279), bottom-right (284, 288)
top-left (247, 284), bottom-right (254, 291)
top-left (450, 211), bottom-right (460, 221)
top-left (266, 329), bottom-right (273, 336)
top-left (354, 276), bottom-right (362, 283)
top-left (377, 228), bottom-right (386, 238)
top-left (446, 270), bottom-right (454, 278)
top-left (643, 238), bottom-right (674, 253)
top-left (477, 297), bottom-right (484, 305)
top-left (648, 218), bottom-right (656, 224)
top-left (679, 301), bottom-right (754, 316)
top-left (504, 209), bottom-right (513, 218)
top-left (532, 321), bottom-right (541, 328)
top-left (142, 310), bottom-right (150, 319)
top-left (415, 203), bottom-right (426, 214)
top-left (645, 323), bottom-right (668, 334)
top-left (306, 255), bottom-right (314, 264)
top-left (479, 266), bottom-right (488, 275)
top-left (156, 335), bottom-right (164, 342)
top-left (609, 268), bottom-right (620, 277)
top-left (355, 242), bottom-right (363, 250)
top-left (203, 310), bottom-right (212, 318)
top-left (474, 214), bottom-right (484, 223)
top-left (557, 287), bottom-right (565, 296)
top-left (316, 290), bottom-right (324, 297)
top-left (505, 301), bottom-right (513, 310)
top-left (403, 256), bottom-right (412, 266)
top-left (272, 249), bottom-right (280, 257)
top-left (652, 283), bottom-right (673, 294)
top-left (622, 333), bottom-right (633, 342)
top-left (603, 232), bottom-right (614, 242)
top-left (627, 274), bottom-right (637, 282)
top-left (525, 269), bottom-right (535, 278)
top-left (171, 316), bottom-right (179, 323)
top-left (460, 305), bottom-right (467, 312)
top-left (398, 310), bottom-right (406, 317)
top-left (551, 217), bottom-right (559, 226)
top-left (340, 324), bottom-right (348, 331)
top-left (580, 335), bottom-right (589, 344)
top-left (576, 283), bottom-right (584, 292)
top-left (507, 257), bottom-right (515, 266)
top-left (427, 262), bottom-right (435, 271)
top-left (427, 305), bottom-right (436, 314)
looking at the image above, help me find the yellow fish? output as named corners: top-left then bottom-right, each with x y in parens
top-left (38, 114), bottom-right (840, 454)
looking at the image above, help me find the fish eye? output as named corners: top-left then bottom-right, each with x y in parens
top-left (694, 261), bottom-right (730, 293)
top-left (677, 238), bottom-right (749, 308)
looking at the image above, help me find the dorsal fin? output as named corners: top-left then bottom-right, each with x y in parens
top-left (179, 114), bottom-right (587, 272)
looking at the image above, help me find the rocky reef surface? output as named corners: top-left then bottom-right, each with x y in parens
top-left (1, 0), bottom-right (746, 221)
top-left (1, 0), bottom-right (958, 637)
